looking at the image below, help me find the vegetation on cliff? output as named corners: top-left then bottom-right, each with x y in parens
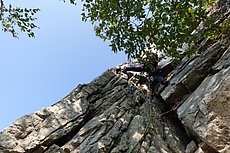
top-left (1, 0), bottom-right (228, 61)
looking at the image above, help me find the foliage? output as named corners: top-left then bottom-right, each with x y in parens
top-left (1, 0), bottom-right (228, 62)
top-left (64, 0), bottom-right (228, 63)
top-left (77, 0), bottom-right (227, 61)
top-left (0, 0), bottom-right (39, 38)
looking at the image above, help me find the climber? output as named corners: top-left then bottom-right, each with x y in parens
top-left (140, 52), bottom-right (166, 85)
top-left (119, 51), bottom-right (167, 94)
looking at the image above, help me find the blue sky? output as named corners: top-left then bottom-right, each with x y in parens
top-left (0, 0), bottom-right (126, 131)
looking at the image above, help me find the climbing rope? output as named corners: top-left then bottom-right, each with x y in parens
top-left (127, 78), bottom-right (154, 153)
top-left (127, 99), bottom-right (152, 153)
top-left (127, 77), bottom-right (183, 153)
top-left (159, 100), bottom-right (183, 116)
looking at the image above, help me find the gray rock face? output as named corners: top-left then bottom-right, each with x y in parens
top-left (0, 69), bottom-right (189, 153)
top-left (178, 67), bottom-right (230, 152)
top-left (161, 0), bottom-right (230, 107)
top-left (213, 45), bottom-right (230, 71)
top-left (161, 38), bottom-right (230, 153)
top-left (0, 1), bottom-right (229, 153)
top-left (186, 141), bottom-right (198, 153)
top-left (161, 41), bottom-right (227, 106)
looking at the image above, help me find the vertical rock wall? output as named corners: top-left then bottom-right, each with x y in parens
top-left (0, 69), bottom-right (189, 153)
top-left (0, 0), bottom-right (229, 153)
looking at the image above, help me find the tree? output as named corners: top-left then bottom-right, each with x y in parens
top-left (79, 0), bottom-right (221, 60)
top-left (0, 0), bottom-right (39, 38)
top-left (80, 0), bottom-right (230, 62)
top-left (1, 0), bottom-right (228, 61)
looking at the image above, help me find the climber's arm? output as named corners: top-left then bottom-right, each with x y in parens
top-left (125, 67), bottom-right (144, 72)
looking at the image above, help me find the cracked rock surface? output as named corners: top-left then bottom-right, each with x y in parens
top-left (0, 0), bottom-right (229, 153)
top-left (0, 69), bottom-right (189, 153)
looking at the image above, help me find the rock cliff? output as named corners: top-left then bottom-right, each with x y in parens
top-left (0, 0), bottom-right (229, 153)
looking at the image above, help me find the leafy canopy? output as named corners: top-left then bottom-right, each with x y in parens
top-left (68, 0), bottom-right (228, 62)
top-left (79, 0), bottom-right (211, 59)
top-left (2, 0), bottom-right (227, 61)
top-left (0, 0), bottom-right (39, 38)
